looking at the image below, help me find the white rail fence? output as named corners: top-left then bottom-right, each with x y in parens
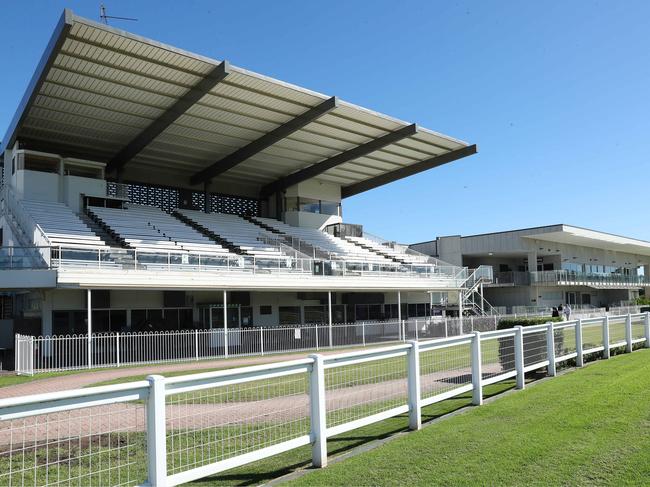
top-left (1, 312), bottom-right (648, 486)
top-left (15, 306), bottom-right (642, 375)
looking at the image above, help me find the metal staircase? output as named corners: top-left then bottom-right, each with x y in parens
top-left (461, 266), bottom-right (498, 316)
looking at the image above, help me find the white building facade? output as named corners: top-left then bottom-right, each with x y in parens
top-left (411, 224), bottom-right (650, 313)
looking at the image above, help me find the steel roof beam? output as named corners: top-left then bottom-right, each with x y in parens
top-left (189, 96), bottom-right (338, 186)
top-left (106, 60), bottom-right (230, 175)
top-left (260, 123), bottom-right (418, 198)
top-left (341, 144), bottom-right (478, 198)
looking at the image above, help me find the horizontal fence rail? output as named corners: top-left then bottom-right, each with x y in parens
top-left (2, 312), bottom-right (649, 486)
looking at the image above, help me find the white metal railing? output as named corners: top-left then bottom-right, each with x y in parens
top-left (2, 312), bottom-right (649, 486)
top-left (1, 243), bottom-right (469, 282)
top-left (530, 269), bottom-right (650, 287)
top-left (14, 308), bottom-right (644, 375)
top-left (15, 320), bottom-right (424, 375)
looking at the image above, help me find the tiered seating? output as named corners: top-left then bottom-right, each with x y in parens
top-left (88, 204), bottom-right (229, 255)
top-left (346, 236), bottom-right (431, 264)
top-left (21, 199), bottom-right (106, 249)
top-left (178, 210), bottom-right (284, 258)
top-left (254, 217), bottom-right (393, 264)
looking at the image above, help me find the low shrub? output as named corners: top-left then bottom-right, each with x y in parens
top-left (497, 316), bottom-right (563, 370)
top-left (497, 316), bottom-right (562, 330)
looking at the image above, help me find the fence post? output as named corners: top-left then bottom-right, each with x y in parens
top-left (315, 324), bottom-right (319, 351)
top-left (445, 318), bottom-right (448, 338)
top-left (603, 316), bottom-right (610, 359)
top-left (309, 354), bottom-right (327, 468)
top-left (625, 313), bottom-right (633, 353)
top-left (195, 329), bottom-right (199, 361)
top-left (260, 326), bottom-right (264, 356)
top-left (575, 319), bottom-right (584, 367)
top-left (407, 340), bottom-right (422, 430)
top-left (116, 332), bottom-right (121, 368)
top-left (402, 320), bottom-right (406, 342)
top-left (471, 331), bottom-right (483, 405)
top-left (14, 334), bottom-right (19, 374)
top-left (29, 336), bottom-right (34, 376)
top-left (362, 321), bottom-right (366, 346)
top-left (514, 326), bottom-right (525, 390)
top-left (414, 319), bottom-right (419, 341)
top-left (645, 312), bottom-right (650, 348)
top-left (546, 322), bottom-right (556, 377)
top-left (146, 375), bottom-right (167, 487)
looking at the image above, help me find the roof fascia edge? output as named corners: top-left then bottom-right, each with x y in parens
top-left (1, 9), bottom-right (74, 152)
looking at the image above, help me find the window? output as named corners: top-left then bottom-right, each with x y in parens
top-left (23, 154), bottom-right (59, 173)
top-left (320, 200), bottom-right (340, 216)
top-left (260, 305), bottom-right (272, 315)
top-left (285, 197), bottom-right (299, 212)
top-left (279, 306), bottom-right (301, 325)
top-left (304, 305), bottom-right (325, 323)
top-left (284, 196), bottom-right (341, 215)
top-left (299, 197), bottom-right (320, 213)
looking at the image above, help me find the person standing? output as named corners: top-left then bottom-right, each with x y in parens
top-left (563, 304), bottom-right (572, 321)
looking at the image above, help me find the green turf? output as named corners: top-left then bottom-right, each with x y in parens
top-left (288, 349), bottom-right (650, 486)
top-left (0, 377), bottom-right (514, 486)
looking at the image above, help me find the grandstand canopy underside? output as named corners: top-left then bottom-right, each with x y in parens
top-left (2, 9), bottom-right (476, 199)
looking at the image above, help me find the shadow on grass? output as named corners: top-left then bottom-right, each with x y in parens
top-left (193, 379), bottom-right (522, 486)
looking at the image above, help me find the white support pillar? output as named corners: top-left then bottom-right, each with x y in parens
top-left (645, 312), bottom-right (650, 348)
top-left (223, 290), bottom-right (228, 357)
top-left (86, 289), bottom-right (92, 369)
top-left (575, 319), bottom-right (584, 367)
top-left (479, 282), bottom-right (484, 314)
top-left (458, 290), bottom-right (464, 322)
top-left (471, 331), bottom-right (483, 405)
top-left (514, 326), bottom-right (525, 390)
top-left (603, 315), bottom-right (610, 359)
top-left (328, 291), bottom-right (333, 348)
top-left (407, 341), bottom-right (421, 430)
top-left (309, 354), bottom-right (327, 468)
top-left (625, 313), bottom-right (633, 353)
top-left (397, 291), bottom-right (402, 324)
top-left (546, 322), bottom-right (556, 377)
top-left (146, 375), bottom-right (167, 487)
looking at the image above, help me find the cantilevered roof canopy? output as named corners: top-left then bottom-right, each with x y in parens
top-left (522, 225), bottom-right (650, 257)
top-left (2, 9), bottom-right (476, 196)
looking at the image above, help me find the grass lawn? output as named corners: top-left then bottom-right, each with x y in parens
top-left (0, 380), bottom-right (516, 486)
top-left (289, 349), bottom-right (650, 486)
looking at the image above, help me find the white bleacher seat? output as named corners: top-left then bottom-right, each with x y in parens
top-left (88, 204), bottom-right (230, 256)
top-left (254, 217), bottom-right (393, 264)
top-left (177, 210), bottom-right (285, 258)
top-left (346, 236), bottom-right (430, 264)
top-left (20, 199), bottom-right (106, 249)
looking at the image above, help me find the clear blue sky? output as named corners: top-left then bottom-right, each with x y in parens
top-left (1, 1), bottom-right (649, 243)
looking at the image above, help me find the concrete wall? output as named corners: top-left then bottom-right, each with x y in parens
top-left (63, 175), bottom-right (106, 213)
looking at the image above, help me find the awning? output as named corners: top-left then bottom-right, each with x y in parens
top-left (2, 9), bottom-right (476, 197)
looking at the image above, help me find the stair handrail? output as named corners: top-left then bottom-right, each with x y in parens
top-left (256, 233), bottom-right (313, 260)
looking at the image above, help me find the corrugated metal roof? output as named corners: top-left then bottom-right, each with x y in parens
top-left (2, 10), bottom-right (476, 196)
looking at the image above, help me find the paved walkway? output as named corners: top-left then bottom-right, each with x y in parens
top-left (0, 346), bottom-right (376, 399)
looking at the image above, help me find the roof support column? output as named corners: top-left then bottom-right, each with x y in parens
top-left (86, 289), bottom-right (92, 369)
top-left (397, 290), bottom-right (402, 325)
top-left (203, 181), bottom-right (210, 213)
top-left (328, 291), bottom-right (333, 348)
top-left (223, 290), bottom-right (228, 357)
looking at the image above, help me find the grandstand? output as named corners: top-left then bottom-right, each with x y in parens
top-left (0, 9), bottom-right (488, 360)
